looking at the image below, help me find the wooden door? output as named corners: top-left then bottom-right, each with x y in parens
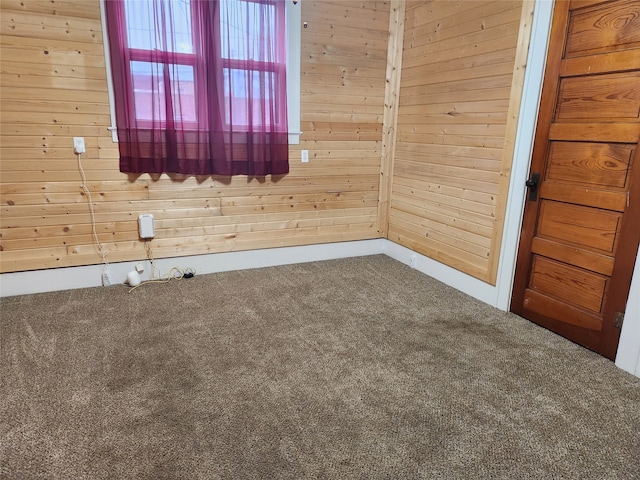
top-left (511, 0), bottom-right (640, 360)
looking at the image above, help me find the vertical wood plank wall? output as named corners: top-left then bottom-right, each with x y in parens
top-left (389, 0), bottom-right (531, 283)
top-left (0, 0), bottom-right (388, 273)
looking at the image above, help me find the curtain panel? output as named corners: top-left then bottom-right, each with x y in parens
top-left (104, 0), bottom-right (289, 176)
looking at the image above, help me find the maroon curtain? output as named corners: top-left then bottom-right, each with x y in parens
top-left (104, 0), bottom-right (289, 176)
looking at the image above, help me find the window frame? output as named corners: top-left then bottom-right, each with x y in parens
top-left (100, 0), bottom-right (301, 145)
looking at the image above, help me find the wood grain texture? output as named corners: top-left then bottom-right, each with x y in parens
top-left (530, 255), bottom-right (608, 314)
top-left (0, 0), bottom-right (388, 273)
top-left (377, 0), bottom-right (405, 238)
top-left (389, 0), bottom-right (531, 283)
top-left (538, 200), bottom-right (621, 253)
top-left (546, 141), bottom-right (633, 188)
top-left (531, 237), bottom-right (615, 277)
top-left (523, 288), bottom-right (604, 331)
top-left (556, 72), bottom-right (640, 120)
top-left (565, 0), bottom-right (640, 57)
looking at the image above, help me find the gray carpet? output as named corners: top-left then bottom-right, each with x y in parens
top-left (1, 255), bottom-right (639, 479)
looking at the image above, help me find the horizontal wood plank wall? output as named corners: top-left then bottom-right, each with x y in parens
top-left (0, 0), bottom-right (388, 273)
top-left (389, 0), bottom-right (529, 283)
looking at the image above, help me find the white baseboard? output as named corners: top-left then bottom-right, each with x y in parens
top-left (1, 238), bottom-right (496, 305)
top-left (383, 241), bottom-right (500, 308)
top-left (0, 239), bottom-right (387, 297)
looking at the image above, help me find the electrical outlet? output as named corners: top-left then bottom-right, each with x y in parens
top-left (301, 150), bottom-right (309, 163)
top-left (73, 137), bottom-right (86, 154)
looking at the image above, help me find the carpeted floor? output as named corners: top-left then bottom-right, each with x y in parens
top-left (1, 255), bottom-right (639, 479)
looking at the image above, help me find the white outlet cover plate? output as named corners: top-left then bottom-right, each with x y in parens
top-left (73, 137), bottom-right (85, 154)
top-left (138, 214), bottom-right (155, 239)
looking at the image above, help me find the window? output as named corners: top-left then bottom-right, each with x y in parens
top-left (124, 0), bottom-right (198, 126)
top-left (220, 0), bottom-right (285, 129)
top-left (101, 0), bottom-right (300, 176)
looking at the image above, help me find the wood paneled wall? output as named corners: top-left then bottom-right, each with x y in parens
top-left (1, 0), bottom-right (533, 285)
top-left (0, 0), bottom-right (388, 273)
top-left (388, 0), bottom-right (533, 283)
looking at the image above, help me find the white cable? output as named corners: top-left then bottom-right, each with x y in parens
top-left (126, 239), bottom-right (196, 292)
top-left (128, 266), bottom-right (196, 293)
top-left (145, 239), bottom-right (161, 279)
top-left (77, 153), bottom-right (110, 273)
